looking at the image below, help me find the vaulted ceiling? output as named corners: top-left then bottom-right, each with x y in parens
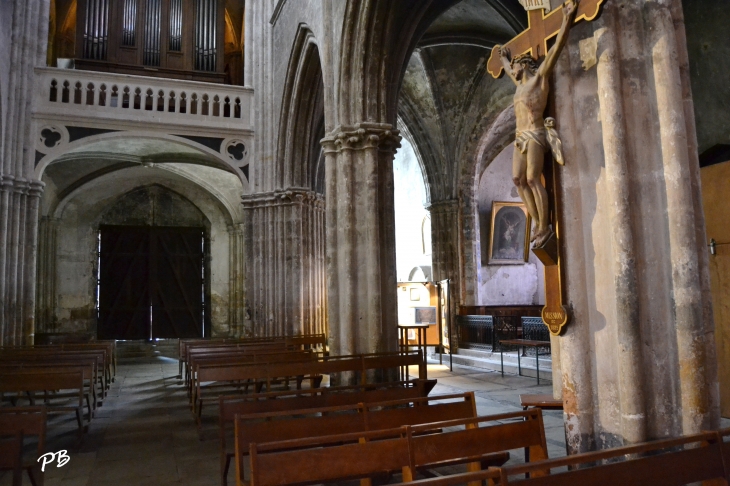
top-left (399, 0), bottom-right (526, 203)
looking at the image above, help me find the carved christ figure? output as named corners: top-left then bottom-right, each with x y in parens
top-left (497, 0), bottom-right (577, 248)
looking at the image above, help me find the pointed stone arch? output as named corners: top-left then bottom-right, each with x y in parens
top-left (277, 24), bottom-right (325, 192)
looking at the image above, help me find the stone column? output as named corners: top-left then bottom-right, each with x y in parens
top-left (427, 199), bottom-right (462, 348)
top-left (227, 224), bottom-right (245, 337)
top-left (36, 216), bottom-right (59, 333)
top-left (553, 0), bottom-right (719, 452)
top-left (241, 189), bottom-right (326, 337)
top-left (23, 181), bottom-right (43, 343)
top-left (321, 123), bottom-right (401, 358)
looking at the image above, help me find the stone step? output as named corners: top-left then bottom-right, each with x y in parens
top-left (116, 340), bottom-right (179, 359)
top-left (429, 348), bottom-right (553, 382)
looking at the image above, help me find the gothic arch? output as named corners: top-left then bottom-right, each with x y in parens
top-left (277, 24), bottom-right (325, 192)
top-left (34, 131), bottom-right (251, 191)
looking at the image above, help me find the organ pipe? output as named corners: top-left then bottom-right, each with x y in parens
top-left (195, 0), bottom-right (217, 72)
top-left (169, 0), bottom-right (182, 51)
top-left (122, 0), bottom-right (137, 46)
top-left (144, 0), bottom-right (161, 66)
top-left (83, 0), bottom-right (109, 60)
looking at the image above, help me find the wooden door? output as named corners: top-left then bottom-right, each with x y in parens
top-left (98, 226), bottom-right (151, 340)
top-left (150, 227), bottom-right (205, 339)
top-left (98, 225), bottom-right (205, 340)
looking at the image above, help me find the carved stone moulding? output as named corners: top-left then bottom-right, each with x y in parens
top-left (241, 188), bottom-right (325, 210)
top-left (321, 122), bottom-right (402, 154)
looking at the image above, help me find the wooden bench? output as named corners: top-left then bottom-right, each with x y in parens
top-left (192, 351), bottom-right (322, 419)
top-left (0, 407), bottom-right (47, 486)
top-left (242, 408), bottom-right (547, 486)
top-left (497, 431), bottom-right (727, 485)
top-left (194, 351), bottom-right (426, 420)
top-left (0, 359), bottom-right (96, 419)
top-left (218, 379), bottom-right (432, 486)
top-left (247, 427), bottom-right (413, 486)
top-left (179, 334), bottom-right (327, 379)
top-left (720, 427), bottom-right (730, 481)
top-left (0, 430), bottom-right (23, 486)
top-left (0, 370), bottom-right (88, 435)
top-left (187, 348), bottom-right (317, 398)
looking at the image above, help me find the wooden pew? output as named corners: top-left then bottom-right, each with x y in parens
top-left (235, 392), bottom-right (477, 484)
top-left (218, 379), bottom-right (431, 486)
top-left (179, 334), bottom-right (327, 379)
top-left (239, 407), bottom-right (548, 486)
top-left (194, 350), bottom-right (426, 416)
top-left (497, 431), bottom-right (727, 486)
top-left (0, 359), bottom-right (96, 418)
top-left (0, 370), bottom-right (88, 435)
top-left (246, 427), bottom-right (414, 486)
top-left (0, 347), bottom-right (108, 397)
top-left (0, 407), bottom-right (47, 486)
top-left (192, 350), bottom-right (321, 419)
top-left (0, 430), bottom-right (23, 486)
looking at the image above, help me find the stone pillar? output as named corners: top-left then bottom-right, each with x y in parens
top-left (427, 199), bottom-right (462, 347)
top-left (553, 0), bottom-right (720, 452)
top-left (227, 224), bottom-right (245, 337)
top-left (241, 189), bottom-right (326, 337)
top-left (321, 123), bottom-right (401, 357)
top-left (36, 216), bottom-right (59, 333)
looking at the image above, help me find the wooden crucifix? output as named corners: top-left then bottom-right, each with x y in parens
top-left (486, 0), bottom-right (605, 79)
top-left (486, 0), bottom-right (605, 335)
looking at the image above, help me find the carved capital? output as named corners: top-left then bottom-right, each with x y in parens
top-left (426, 198), bottom-right (460, 215)
top-left (13, 177), bottom-right (30, 195)
top-left (28, 180), bottom-right (45, 198)
top-left (1, 175), bottom-right (15, 191)
top-left (321, 122), bottom-right (401, 154)
top-left (242, 188), bottom-right (325, 210)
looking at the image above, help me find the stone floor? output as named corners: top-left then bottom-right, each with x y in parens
top-left (5, 355), bottom-right (721, 485)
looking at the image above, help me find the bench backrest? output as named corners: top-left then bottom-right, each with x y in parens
top-left (247, 427), bottom-right (412, 486)
top-left (410, 409), bottom-right (548, 469)
top-left (0, 407), bottom-right (47, 459)
top-left (0, 370), bottom-right (85, 405)
top-left (499, 431), bottom-right (727, 486)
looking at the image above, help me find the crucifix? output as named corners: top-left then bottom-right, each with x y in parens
top-left (486, 0), bottom-right (605, 335)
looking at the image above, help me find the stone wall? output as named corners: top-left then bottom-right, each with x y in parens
top-left (476, 144), bottom-right (545, 305)
top-left (36, 168), bottom-right (242, 338)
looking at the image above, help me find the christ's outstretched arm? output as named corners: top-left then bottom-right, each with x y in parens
top-left (538, 0), bottom-right (578, 77)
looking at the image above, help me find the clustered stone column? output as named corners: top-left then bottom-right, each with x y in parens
top-left (427, 199), bottom-right (462, 348)
top-left (553, 0), bottom-right (719, 453)
top-left (0, 0), bottom-right (50, 345)
top-left (0, 179), bottom-right (45, 345)
top-left (321, 123), bottom-right (401, 358)
top-left (241, 189), bottom-right (326, 338)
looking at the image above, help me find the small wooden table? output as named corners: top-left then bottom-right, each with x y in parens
top-left (520, 394), bottom-right (564, 467)
top-left (499, 339), bottom-right (551, 385)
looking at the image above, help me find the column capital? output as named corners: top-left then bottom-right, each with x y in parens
top-left (320, 122), bottom-right (401, 153)
top-left (13, 177), bottom-right (30, 195)
top-left (241, 188), bottom-right (324, 209)
top-left (1, 174), bottom-right (15, 190)
top-left (28, 180), bottom-right (45, 198)
top-left (426, 198), bottom-right (459, 214)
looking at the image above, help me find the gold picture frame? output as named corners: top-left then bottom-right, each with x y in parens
top-left (487, 201), bottom-right (531, 264)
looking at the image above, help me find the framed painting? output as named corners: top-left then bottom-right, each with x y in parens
top-left (487, 201), bottom-right (530, 264)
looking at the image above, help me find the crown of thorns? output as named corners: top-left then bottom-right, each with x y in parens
top-left (510, 53), bottom-right (539, 74)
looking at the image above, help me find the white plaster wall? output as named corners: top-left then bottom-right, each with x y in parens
top-left (393, 137), bottom-right (432, 282)
top-left (45, 167), bottom-right (236, 336)
top-left (476, 144), bottom-right (545, 305)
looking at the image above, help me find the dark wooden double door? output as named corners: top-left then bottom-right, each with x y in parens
top-left (98, 225), bottom-right (206, 340)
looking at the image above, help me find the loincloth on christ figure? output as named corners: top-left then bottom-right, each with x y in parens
top-left (514, 117), bottom-right (565, 165)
